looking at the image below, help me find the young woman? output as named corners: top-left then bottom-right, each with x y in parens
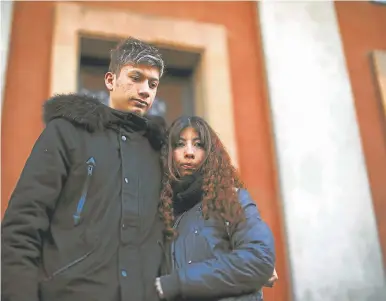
top-left (155, 116), bottom-right (276, 301)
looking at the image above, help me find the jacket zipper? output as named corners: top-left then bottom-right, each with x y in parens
top-left (73, 157), bottom-right (96, 226)
top-left (44, 248), bottom-right (95, 282)
top-left (170, 212), bottom-right (186, 271)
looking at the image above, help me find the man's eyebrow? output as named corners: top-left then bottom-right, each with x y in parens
top-left (129, 69), bottom-right (159, 81)
top-left (128, 70), bottom-right (143, 76)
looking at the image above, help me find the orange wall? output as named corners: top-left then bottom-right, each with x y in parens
top-left (335, 1), bottom-right (386, 268)
top-left (1, 2), bottom-right (54, 213)
top-left (1, 2), bottom-right (289, 300)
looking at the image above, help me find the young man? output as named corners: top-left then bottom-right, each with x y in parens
top-left (2, 37), bottom-right (166, 301)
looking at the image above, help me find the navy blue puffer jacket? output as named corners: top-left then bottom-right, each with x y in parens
top-left (159, 189), bottom-right (275, 301)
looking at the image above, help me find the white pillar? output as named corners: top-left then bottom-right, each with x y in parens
top-left (1, 0), bottom-right (14, 117)
top-left (258, 1), bottom-right (386, 301)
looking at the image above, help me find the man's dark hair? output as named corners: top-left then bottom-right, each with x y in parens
top-left (108, 37), bottom-right (165, 77)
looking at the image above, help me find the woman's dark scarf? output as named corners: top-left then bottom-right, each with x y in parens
top-left (171, 172), bottom-right (204, 216)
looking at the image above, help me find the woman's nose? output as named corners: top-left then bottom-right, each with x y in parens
top-left (184, 145), bottom-right (195, 158)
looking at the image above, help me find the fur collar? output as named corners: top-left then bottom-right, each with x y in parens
top-left (43, 93), bottom-right (166, 150)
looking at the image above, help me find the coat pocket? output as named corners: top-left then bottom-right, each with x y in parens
top-left (42, 229), bottom-right (100, 283)
top-left (183, 227), bottom-right (215, 264)
top-left (39, 241), bottom-right (99, 301)
top-left (73, 157), bottom-right (96, 226)
top-left (42, 246), bottom-right (97, 282)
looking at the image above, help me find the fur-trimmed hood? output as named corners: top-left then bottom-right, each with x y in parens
top-left (43, 93), bottom-right (166, 150)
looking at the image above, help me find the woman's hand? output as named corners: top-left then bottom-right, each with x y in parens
top-left (264, 268), bottom-right (279, 287)
top-left (155, 277), bottom-right (165, 299)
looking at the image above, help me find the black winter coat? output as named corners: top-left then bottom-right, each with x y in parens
top-left (159, 189), bottom-right (275, 301)
top-left (1, 94), bottom-right (165, 301)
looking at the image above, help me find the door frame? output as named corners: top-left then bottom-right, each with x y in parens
top-left (50, 2), bottom-right (238, 165)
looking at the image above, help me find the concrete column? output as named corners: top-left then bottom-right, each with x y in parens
top-left (1, 0), bottom-right (14, 117)
top-left (258, 1), bottom-right (386, 301)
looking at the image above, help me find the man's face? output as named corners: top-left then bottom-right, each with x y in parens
top-left (104, 64), bottom-right (160, 116)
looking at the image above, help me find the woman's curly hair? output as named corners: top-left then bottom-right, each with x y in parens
top-left (159, 116), bottom-right (245, 240)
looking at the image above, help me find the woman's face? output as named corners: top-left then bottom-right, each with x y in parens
top-left (173, 127), bottom-right (206, 177)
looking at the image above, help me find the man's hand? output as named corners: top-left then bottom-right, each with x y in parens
top-left (155, 277), bottom-right (165, 299)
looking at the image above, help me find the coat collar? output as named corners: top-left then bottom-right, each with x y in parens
top-left (43, 93), bottom-right (166, 150)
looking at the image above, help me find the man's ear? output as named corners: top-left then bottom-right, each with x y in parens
top-left (104, 72), bottom-right (115, 91)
